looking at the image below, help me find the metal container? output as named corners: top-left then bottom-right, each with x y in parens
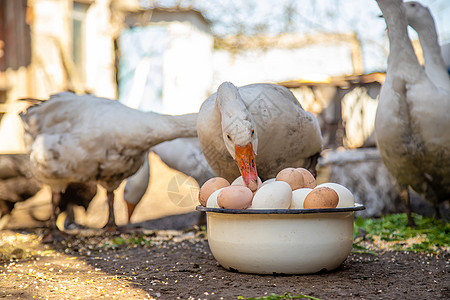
top-left (196, 204), bottom-right (365, 274)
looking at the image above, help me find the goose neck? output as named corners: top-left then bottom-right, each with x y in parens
top-left (377, 0), bottom-right (420, 68)
top-left (143, 112), bottom-right (198, 147)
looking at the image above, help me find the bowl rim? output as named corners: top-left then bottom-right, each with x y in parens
top-left (196, 203), bottom-right (365, 214)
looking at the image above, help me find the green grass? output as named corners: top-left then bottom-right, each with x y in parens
top-left (353, 213), bottom-right (449, 253)
top-left (102, 235), bottom-right (152, 249)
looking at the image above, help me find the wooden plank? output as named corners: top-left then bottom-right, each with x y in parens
top-left (0, 103), bottom-right (9, 113)
top-left (0, 0), bottom-right (31, 71)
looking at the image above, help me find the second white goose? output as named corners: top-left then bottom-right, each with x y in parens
top-left (20, 92), bottom-right (198, 241)
top-left (375, 0), bottom-right (450, 225)
top-left (404, 1), bottom-right (450, 91)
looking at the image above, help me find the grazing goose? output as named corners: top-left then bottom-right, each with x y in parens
top-left (20, 92), bottom-right (198, 241)
top-left (404, 1), bottom-right (450, 91)
top-left (375, 0), bottom-right (450, 225)
top-left (124, 138), bottom-right (215, 222)
top-left (197, 82), bottom-right (322, 191)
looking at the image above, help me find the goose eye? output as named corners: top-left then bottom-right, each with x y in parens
top-left (251, 130), bottom-right (255, 137)
top-left (227, 134), bottom-right (232, 141)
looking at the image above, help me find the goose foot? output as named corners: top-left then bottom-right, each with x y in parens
top-left (103, 225), bottom-right (136, 234)
top-left (406, 214), bottom-right (415, 227)
top-left (400, 186), bottom-right (415, 227)
top-left (42, 229), bottom-right (72, 244)
top-left (103, 224), bottom-right (119, 233)
top-left (433, 205), bottom-right (441, 219)
top-left (64, 218), bottom-right (87, 231)
top-left (118, 226), bottom-right (137, 233)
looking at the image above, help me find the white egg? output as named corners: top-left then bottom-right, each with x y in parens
top-left (231, 176), bottom-right (263, 188)
top-left (290, 188), bottom-right (313, 209)
top-left (206, 188), bottom-right (226, 208)
top-left (251, 181), bottom-right (292, 209)
top-left (317, 182), bottom-right (355, 208)
top-left (261, 178), bottom-right (276, 187)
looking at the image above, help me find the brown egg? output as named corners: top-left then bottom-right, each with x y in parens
top-left (276, 168), bottom-right (304, 190)
top-left (217, 185), bottom-right (253, 209)
top-left (303, 187), bottom-right (339, 209)
top-left (296, 168), bottom-right (317, 189)
top-left (199, 177), bottom-right (230, 206)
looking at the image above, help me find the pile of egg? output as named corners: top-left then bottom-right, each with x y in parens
top-left (198, 167), bottom-right (355, 209)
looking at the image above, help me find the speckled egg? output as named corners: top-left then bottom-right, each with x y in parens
top-left (317, 182), bottom-right (355, 208)
top-left (276, 168), bottom-right (305, 190)
top-left (296, 168), bottom-right (317, 189)
top-left (290, 188), bottom-right (313, 209)
top-left (217, 185), bottom-right (253, 209)
top-left (251, 181), bottom-right (292, 209)
top-left (199, 177), bottom-right (230, 206)
top-left (303, 187), bottom-right (339, 209)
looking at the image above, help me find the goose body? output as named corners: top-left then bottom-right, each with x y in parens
top-left (197, 82), bottom-right (322, 190)
top-left (375, 0), bottom-right (450, 222)
top-left (124, 138), bottom-right (215, 221)
top-left (20, 92), bottom-right (197, 238)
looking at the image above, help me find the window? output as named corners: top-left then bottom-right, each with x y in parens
top-left (72, 1), bottom-right (90, 81)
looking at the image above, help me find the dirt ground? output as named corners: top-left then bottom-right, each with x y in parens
top-left (0, 226), bottom-right (449, 300)
top-left (1, 155), bottom-right (449, 300)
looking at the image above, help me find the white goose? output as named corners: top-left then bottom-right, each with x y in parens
top-left (197, 82), bottom-right (322, 191)
top-left (375, 0), bottom-right (450, 225)
top-left (404, 1), bottom-right (450, 91)
top-left (20, 92), bottom-right (198, 240)
top-left (124, 138), bottom-right (215, 221)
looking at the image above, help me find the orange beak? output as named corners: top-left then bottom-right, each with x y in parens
top-left (235, 143), bottom-right (258, 191)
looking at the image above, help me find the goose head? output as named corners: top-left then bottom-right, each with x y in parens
top-left (216, 82), bottom-right (259, 191)
top-left (404, 1), bottom-right (433, 29)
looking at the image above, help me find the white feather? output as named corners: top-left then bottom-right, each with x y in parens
top-left (375, 0), bottom-right (450, 210)
top-left (197, 82), bottom-right (322, 182)
top-left (404, 1), bottom-right (450, 91)
top-left (124, 138), bottom-right (215, 207)
top-left (20, 92), bottom-right (198, 228)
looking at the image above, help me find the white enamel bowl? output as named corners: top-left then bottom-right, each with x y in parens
top-left (196, 204), bottom-right (365, 275)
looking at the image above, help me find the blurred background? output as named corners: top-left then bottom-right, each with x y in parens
top-left (0, 0), bottom-right (449, 228)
